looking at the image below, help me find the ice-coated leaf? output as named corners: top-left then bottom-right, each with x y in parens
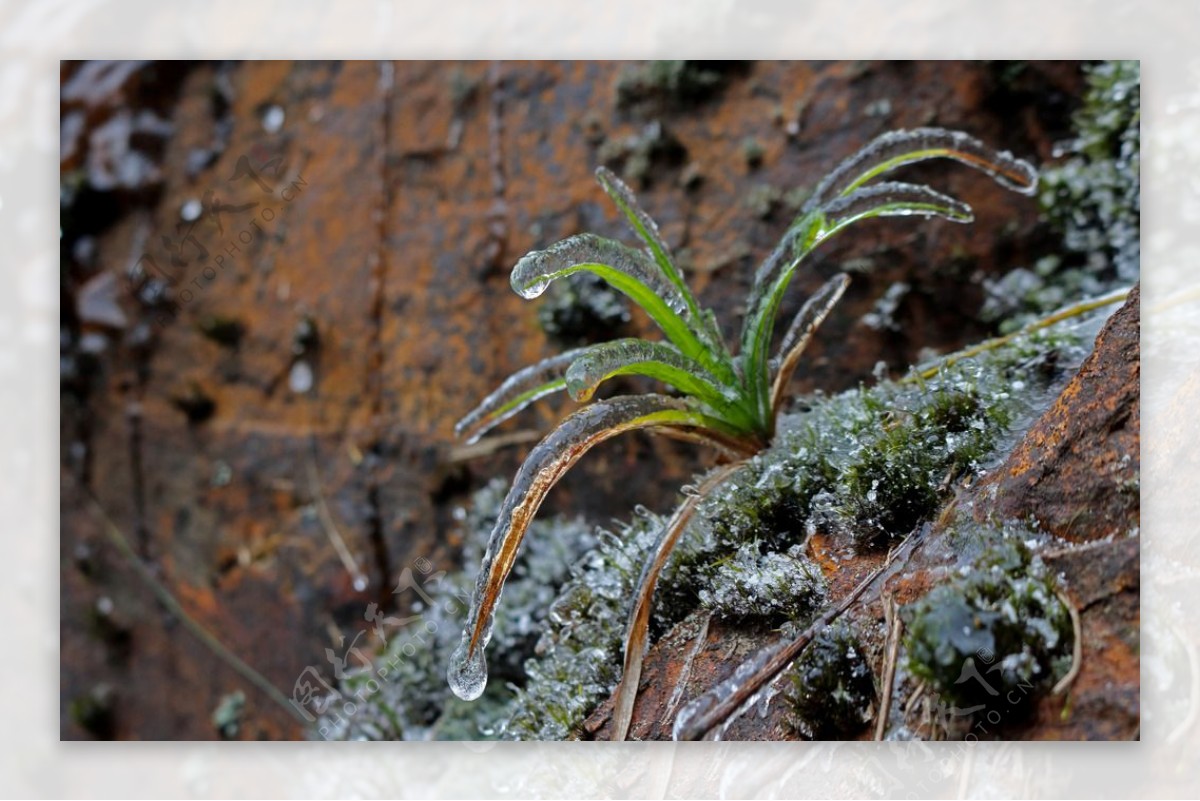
top-left (736, 212), bottom-right (825, 424)
top-left (447, 394), bottom-right (741, 702)
top-left (454, 349), bottom-right (584, 444)
top-left (594, 166), bottom-right (696, 314)
top-left (773, 273), bottom-right (852, 366)
top-left (510, 233), bottom-right (709, 360)
top-left (819, 181), bottom-right (973, 239)
top-left (563, 338), bottom-right (751, 428)
top-left (805, 127), bottom-right (1038, 212)
top-left (770, 273), bottom-right (851, 417)
top-left (511, 232), bottom-right (736, 381)
top-left (512, 233), bottom-right (687, 313)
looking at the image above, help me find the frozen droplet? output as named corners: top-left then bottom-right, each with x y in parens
top-left (352, 575), bottom-right (368, 592)
top-left (289, 360), bottom-right (313, 394)
top-left (181, 198), bottom-right (203, 222)
top-left (262, 105), bottom-right (285, 133)
top-left (447, 637), bottom-right (488, 701)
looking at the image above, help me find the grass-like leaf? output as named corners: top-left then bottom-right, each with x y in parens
top-left (454, 349), bottom-right (583, 444)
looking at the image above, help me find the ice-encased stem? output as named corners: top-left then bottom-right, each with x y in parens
top-left (447, 394), bottom-right (739, 702)
top-left (769, 273), bottom-right (851, 424)
top-left (818, 181), bottom-right (973, 238)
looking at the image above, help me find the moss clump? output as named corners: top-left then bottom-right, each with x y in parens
top-left (1041, 60), bottom-right (1140, 281)
top-left (696, 542), bottom-right (825, 622)
top-left (827, 384), bottom-right (1013, 545)
top-left (537, 272), bottom-right (631, 346)
top-left (987, 61), bottom-right (1139, 332)
top-left (785, 620), bottom-right (875, 739)
top-left (901, 532), bottom-right (1071, 713)
top-left (502, 513), bottom-right (662, 740)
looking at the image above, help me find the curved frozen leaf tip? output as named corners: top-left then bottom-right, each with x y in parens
top-left (448, 394), bottom-right (716, 701)
top-left (510, 233), bottom-right (689, 315)
top-left (820, 182), bottom-right (974, 237)
top-left (563, 338), bottom-right (735, 411)
top-left (454, 349), bottom-right (584, 444)
top-left (807, 127), bottom-right (1038, 212)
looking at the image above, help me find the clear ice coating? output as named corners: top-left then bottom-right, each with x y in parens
top-left (820, 181), bottom-right (974, 235)
top-left (447, 394), bottom-right (694, 702)
top-left (510, 233), bottom-right (691, 318)
top-left (454, 348), bottom-right (584, 444)
top-left (447, 624), bottom-right (490, 701)
top-left (672, 639), bottom-right (788, 740)
top-left (594, 166), bottom-right (694, 305)
top-left (564, 337), bottom-right (726, 406)
top-left (806, 127), bottom-right (1040, 212)
top-left (772, 273), bottom-right (852, 375)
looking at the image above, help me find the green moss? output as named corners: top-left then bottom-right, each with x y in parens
top-left (502, 513), bottom-right (662, 740)
top-left (988, 60), bottom-right (1139, 332)
top-left (901, 530), bottom-right (1071, 712)
top-left (696, 542), bottom-right (825, 622)
top-left (1040, 59), bottom-right (1140, 280)
top-left (785, 620), bottom-right (875, 739)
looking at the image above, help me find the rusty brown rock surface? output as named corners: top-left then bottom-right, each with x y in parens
top-left (586, 288), bottom-right (1140, 741)
top-left (973, 284), bottom-right (1140, 542)
top-left (61, 61), bottom-right (1086, 739)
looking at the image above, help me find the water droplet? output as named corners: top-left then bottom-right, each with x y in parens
top-left (262, 105), bottom-right (285, 133)
top-left (289, 360), bottom-right (313, 394)
top-left (180, 198), bottom-right (203, 221)
top-left (352, 575), bottom-right (368, 592)
top-left (447, 637), bottom-right (488, 701)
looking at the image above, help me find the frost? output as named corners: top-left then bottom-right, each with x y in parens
top-left (696, 542), bottom-right (825, 621)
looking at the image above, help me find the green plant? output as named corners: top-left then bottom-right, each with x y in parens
top-left (446, 128), bottom-right (1037, 739)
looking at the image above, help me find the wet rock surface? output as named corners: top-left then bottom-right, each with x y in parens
top-left (60, 60), bottom-right (1096, 740)
top-left (585, 289), bottom-right (1140, 740)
